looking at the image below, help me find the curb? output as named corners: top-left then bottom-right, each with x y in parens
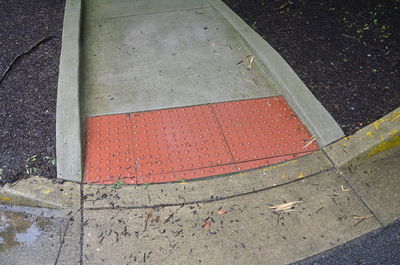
top-left (83, 150), bottom-right (332, 208)
top-left (208, 0), bottom-right (345, 147)
top-left (0, 176), bottom-right (80, 209)
top-left (324, 107), bottom-right (400, 167)
top-left (56, 0), bottom-right (84, 182)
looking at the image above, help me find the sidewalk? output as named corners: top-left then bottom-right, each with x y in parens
top-left (2, 124), bottom-right (399, 264)
top-left (1, 0), bottom-right (400, 264)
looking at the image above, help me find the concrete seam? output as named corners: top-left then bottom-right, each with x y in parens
top-left (127, 114), bottom-right (139, 184)
top-left (209, 104), bottom-right (238, 171)
top-left (322, 149), bottom-right (384, 227)
top-left (84, 167), bottom-right (335, 211)
top-left (79, 183), bottom-right (84, 265)
top-left (89, 6), bottom-right (212, 21)
top-left (54, 220), bottom-right (70, 265)
top-left (85, 96), bottom-right (276, 118)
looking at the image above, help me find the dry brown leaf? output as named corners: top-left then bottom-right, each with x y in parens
top-left (269, 201), bottom-right (301, 212)
top-left (237, 54), bottom-right (252, 65)
top-left (217, 209), bottom-right (227, 215)
top-left (144, 209), bottom-right (153, 222)
top-left (202, 221), bottom-right (212, 230)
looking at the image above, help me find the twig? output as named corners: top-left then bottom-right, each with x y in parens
top-left (245, 79), bottom-right (257, 87)
top-left (341, 34), bottom-right (357, 40)
top-left (341, 185), bottom-right (351, 192)
top-left (303, 137), bottom-right (316, 148)
top-left (274, 1), bottom-right (293, 12)
top-left (269, 201), bottom-right (301, 212)
top-left (247, 56), bottom-right (255, 70)
top-left (236, 54), bottom-right (252, 65)
top-left (0, 35), bottom-right (54, 85)
top-left (353, 214), bottom-right (373, 220)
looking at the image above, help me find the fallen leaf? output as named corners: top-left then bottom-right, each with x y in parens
top-left (341, 185), bottom-right (351, 192)
top-left (237, 54), bottom-right (252, 65)
top-left (202, 221), bottom-right (212, 230)
top-left (353, 214), bottom-right (373, 220)
top-left (217, 209), bottom-right (227, 215)
top-left (269, 201), bottom-right (301, 212)
top-left (144, 209), bottom-right (153, 222)
top-left (247, 56), bottom-right (255, 70)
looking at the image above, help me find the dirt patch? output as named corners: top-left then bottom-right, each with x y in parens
top-left (0, 0), bottom-right (65, 184)
top-left (222, 0), bottom-right (400, 135)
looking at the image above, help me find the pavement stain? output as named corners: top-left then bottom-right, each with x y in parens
top-left (0, 211), bottom-right (52, 253)
top-left (367, 135), bottom-right (400, 157)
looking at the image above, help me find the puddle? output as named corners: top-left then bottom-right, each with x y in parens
top-left (0, 211), bottom-right (52, 253)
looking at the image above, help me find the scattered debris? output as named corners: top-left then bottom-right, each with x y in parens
top-left (111, 180), bottom-right (124, 190)
top-left (353, 214), bottom-right (373, 220)
top-left (245, 79), bottom-right (257, 87)
top-left (247, 55), bottom-right (255, 70)
top-left (236, 54), bottom-right (253, 67)
top-left (274, 1), bottom-right (293, 12)
top-left (269, 201), bottom-right (301, 212)
top-left (341, 185), bottom-right (351, 192)
top-left (303, 137), bottom-right (316, 148)
top-left (144, 209), bottom-right (153, 231)
top-left (202, 221), bottom-right (212, 230)
top-left (217, 208), bottom-right (227, 215)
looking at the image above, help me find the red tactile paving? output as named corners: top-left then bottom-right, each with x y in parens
top-left (84, 97), bottom-right (319, 184)
top-left (235, 151), bottom-right (314, 172)
top-left (212, 97), bottom-right (319, 162)
top-left (130, 105), bottom-right (234, 177)
top-left (137, 165), bottom-right (238, 184)
top-left (84, 114), bottom-right (136, 184)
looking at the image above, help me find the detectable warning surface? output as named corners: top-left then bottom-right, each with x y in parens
top-left (84, 97), bottom-right (319, 184)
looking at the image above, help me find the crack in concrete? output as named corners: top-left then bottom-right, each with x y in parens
top-left (89, 6), bottom-right (213, 21)
top-left (322, 149), bottom-right (384, 227)
top-left (83, 167), bottom-right (335, 211)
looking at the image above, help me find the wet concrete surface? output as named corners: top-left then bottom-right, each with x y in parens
top-left (0, 205), bottom-right (69, 265)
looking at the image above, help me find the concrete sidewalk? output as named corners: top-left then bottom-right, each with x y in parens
top-left (1, 135), bottom-right (399, 265)
top-left (82, 0), bottom-right (277, 116)
top-left (1, 107), bottom-right (400, 264)
top-left (2, 0), bottom-right (400, 264)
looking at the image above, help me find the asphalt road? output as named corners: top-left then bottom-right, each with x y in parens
top-left (295, 219), bottom-right (400, 265)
